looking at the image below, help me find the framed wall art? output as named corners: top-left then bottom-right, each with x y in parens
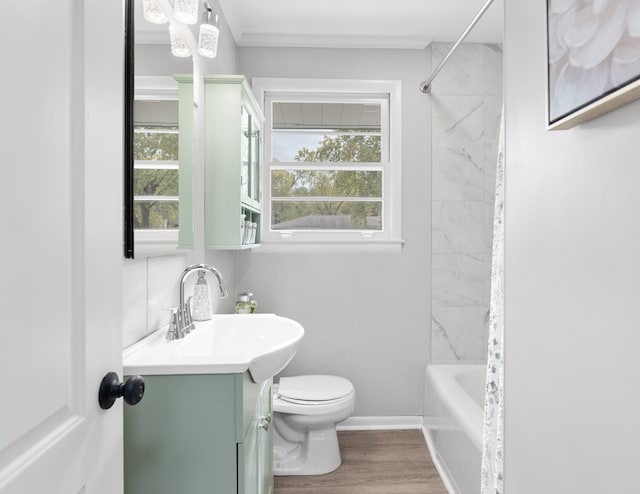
top-left (547, 0), bottom-right (640, 130)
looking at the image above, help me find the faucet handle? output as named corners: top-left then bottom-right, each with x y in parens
top-left (163, 307), bottom-right (185, 341)
top-left (162, 307), bottom-right (178, 319)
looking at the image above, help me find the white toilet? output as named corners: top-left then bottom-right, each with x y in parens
top-left (272, 375), bottom-right (355, 476)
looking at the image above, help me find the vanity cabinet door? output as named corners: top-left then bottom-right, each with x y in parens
top-left (124, 374), bottom-right (239, 494)
top-left (239, 418), bottom-right (259, 494)
top-left (257, 382), bottom-right (273, 494)
top-left (238, 380), bottom-right (272, 494)
top-left (124, 373), bottom-right (272, 494)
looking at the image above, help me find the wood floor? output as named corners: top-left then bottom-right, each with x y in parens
top-left (274, 430), bottom-right (448, 494)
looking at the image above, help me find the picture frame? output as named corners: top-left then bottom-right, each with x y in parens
top-left (546, 0), bottom-right (640, 130)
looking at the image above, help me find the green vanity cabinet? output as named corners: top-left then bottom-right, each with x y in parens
top-left (124, 373), bottom-right (273, 494)
top-left (176, 75), bottom-right (264, 250)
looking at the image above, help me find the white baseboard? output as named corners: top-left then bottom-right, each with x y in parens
top-left (337, 416), bottom-right (423, 431)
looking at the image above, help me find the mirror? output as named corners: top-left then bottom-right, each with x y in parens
top-left (124, 0), bottom-right (193, 259)
top-left (124, 0), bottom-right (133, 257)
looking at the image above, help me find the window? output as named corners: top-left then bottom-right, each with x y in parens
top-left (133, 78), bottom-right (180, 245)
top-left (254, 78), bottom-right (402, 250)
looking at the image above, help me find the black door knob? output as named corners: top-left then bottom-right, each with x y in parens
top-left (98, 372), bottom-right (145, 410)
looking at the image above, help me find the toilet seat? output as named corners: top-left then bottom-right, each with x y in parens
top-left (273, 375), bottom-right (356, 416)
top-left (277, 375), bottom-right (354, 404)
top-left (278, 396), bottom-right (347, 406)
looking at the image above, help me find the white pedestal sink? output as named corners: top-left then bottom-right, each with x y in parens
top-left (123, 314), bottom-right (304, 382)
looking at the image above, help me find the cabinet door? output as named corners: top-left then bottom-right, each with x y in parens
top-left (239, 380), bottom-right (272, 494)
top-left (257, 383), bottom-right (273, 494)
top-left (240, 414), bottom-right (259, 494)
top-left (249, 117), bottom-right (261, 204)
top-left (241, 105), bottom-right (251, 201)
top-left (241, 100), bottom-right (262, 210)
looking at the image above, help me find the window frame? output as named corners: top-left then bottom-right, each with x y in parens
top-left (252, 78), bottom-right (403, 251)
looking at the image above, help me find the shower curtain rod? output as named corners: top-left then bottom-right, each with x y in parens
top-left (419, 0), bottom-right (495, 94)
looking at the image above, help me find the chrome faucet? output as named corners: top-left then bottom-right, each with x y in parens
top-left (166, 264), bottom-right (228, 341)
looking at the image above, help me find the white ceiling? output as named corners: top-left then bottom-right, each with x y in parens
top-left (217, 0), bottom-right (504, 49)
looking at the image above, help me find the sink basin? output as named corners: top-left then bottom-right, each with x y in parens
top-left (123, 314), bottom-right (304, 382)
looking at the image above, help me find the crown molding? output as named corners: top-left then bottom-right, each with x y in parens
top-left (237, 32), bottom-right (431, 50)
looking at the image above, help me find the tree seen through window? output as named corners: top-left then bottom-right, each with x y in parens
top-left (271, 134), bottom-right (383, 230)
top-left (133, 126), bottom-right (179, 229)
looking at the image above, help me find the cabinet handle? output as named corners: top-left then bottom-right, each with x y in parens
top-left (258, 415), bottom-right (271, 431)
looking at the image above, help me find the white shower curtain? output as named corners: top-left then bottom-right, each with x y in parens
top-left (481, 109), bottom-right (504, 494)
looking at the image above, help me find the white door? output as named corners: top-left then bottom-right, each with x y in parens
top-left (0, 1), bottom-right (125, 493)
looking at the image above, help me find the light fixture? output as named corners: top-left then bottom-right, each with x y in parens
top-left (169, 25), bottom-right (190, 57)
top-left (142, 0), bottom-right (168, 24)
top-left (141, 0), bottom-right (219, 59)
top-left (173, 0), bottom-right (199, 25)
top-left (197, 5), bottom-right (219, 58)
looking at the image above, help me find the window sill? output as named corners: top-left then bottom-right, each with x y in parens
top-left (250, 239), bottom-right (405, 254)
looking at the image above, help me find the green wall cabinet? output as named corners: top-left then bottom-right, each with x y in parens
top-left (175, 75), bottom-right (194, 250)
top-left (177, 75), bottom-right (264, 250)
top-left (124, 373), bottom-right (273, 494)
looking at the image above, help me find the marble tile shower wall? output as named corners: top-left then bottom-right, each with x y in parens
top-left (430, 43), bottom-right (503, 363)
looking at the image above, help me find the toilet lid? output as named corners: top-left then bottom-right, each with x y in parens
top-left (277, 375), bottom-right (353, 403)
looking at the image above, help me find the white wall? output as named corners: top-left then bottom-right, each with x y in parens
top-left (236, 47), bottom-right (431, 416)
top-left (504, 3), bottom-right (640, 493)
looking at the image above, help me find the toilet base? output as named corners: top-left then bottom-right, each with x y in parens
top-left (273, 424), bottom-right (342, 476)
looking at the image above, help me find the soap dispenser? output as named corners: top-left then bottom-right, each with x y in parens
top-left (192, 270), bottom-right (213, 321)
top-left (235, 292), bottom-right (257, 314)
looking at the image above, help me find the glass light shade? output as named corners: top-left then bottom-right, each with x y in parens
top-left (142, 0), bottom-right (168, 24)
top-left (198, 24), bottom-right (219, 58)
top-left (173, 0), bottom-right (199, 25)
top-left (169, 26), bottom-right (190, 57)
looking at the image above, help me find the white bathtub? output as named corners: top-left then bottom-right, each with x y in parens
top-left (424, 365), bottom-right (485, 494)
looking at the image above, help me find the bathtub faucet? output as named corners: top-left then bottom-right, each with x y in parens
top-left (169, 264), bottom-right (228, 340)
